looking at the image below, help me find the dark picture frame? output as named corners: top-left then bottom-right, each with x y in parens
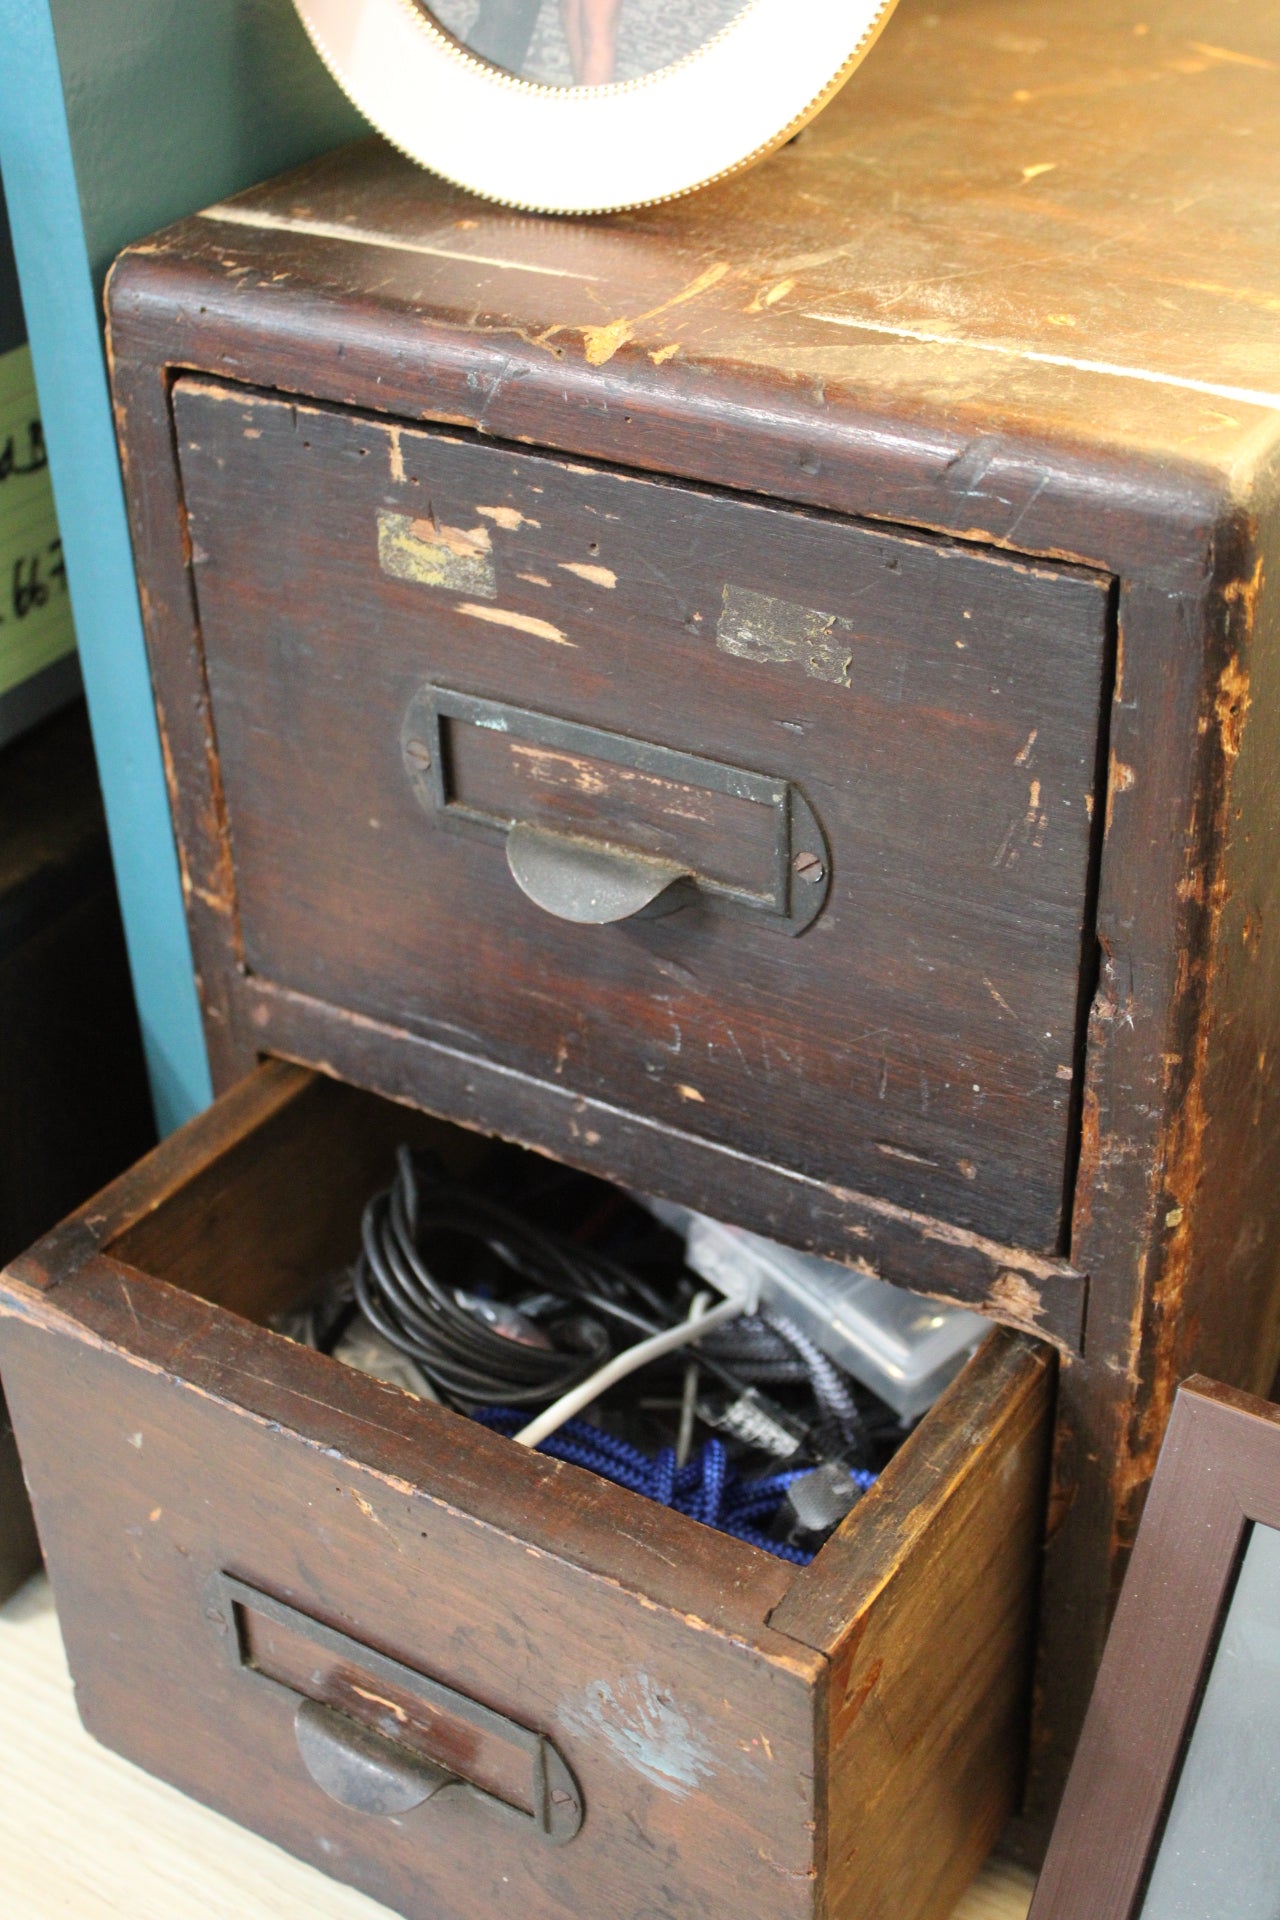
top-left (1031, 1376), bottom-right (1280, 1919)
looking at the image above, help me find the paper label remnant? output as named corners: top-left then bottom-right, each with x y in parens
top-left (717, 584), bottom-right (855, 686)
top-left (378, 509), bottom-right (497, 599)
top-left (0, 344), bottom-right (75, 700)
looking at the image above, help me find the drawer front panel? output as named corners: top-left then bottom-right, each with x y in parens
top-left (2, 1316), bottom-right (816, 1920)
top-left (175, 380), bottom-right (1111, 1249)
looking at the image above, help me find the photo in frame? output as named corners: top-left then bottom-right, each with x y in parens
top-left (1031, 1377), bottom-right (1280, 1920)
top-left (290, 0), bottom-right (901, 211)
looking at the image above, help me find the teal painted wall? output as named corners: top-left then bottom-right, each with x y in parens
top-left (51, 1), bottom-right (364, 288)
top-left (0, 0), bottom-right (364, 1131)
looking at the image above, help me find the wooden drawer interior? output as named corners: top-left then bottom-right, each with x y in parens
top-left (174, 376), bottom-right (1112, 1253)
top-left (0, 1061), bottom-right (1053, 1920)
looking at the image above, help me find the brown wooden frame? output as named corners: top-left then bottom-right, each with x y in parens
top-left (1030, 1377), bottom-right (1280, 1919)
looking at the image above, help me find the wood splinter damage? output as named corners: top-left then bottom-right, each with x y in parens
top-left (456, 603), bottom-right (574, 646)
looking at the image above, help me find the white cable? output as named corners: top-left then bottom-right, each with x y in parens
top-left (676, 1293), bottom-right (713, 1468)
top-left (513, 1289), bottom-right (747, 1449)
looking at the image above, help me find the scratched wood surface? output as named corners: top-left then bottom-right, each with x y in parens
top-left (0, 1571), bottom-right (1034, 1920)
top-left (772, 1330), bottom-right (1052, 1920)
top-left (0, 1061), bottom-right (1049, 1920)
top-left (101, 0), bottom-right (1280, 1862)
top-left (175, 375), bottom-right (1109, 1253)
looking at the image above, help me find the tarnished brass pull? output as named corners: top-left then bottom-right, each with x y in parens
top-left (294, 1697), bottom-right (457, 1816)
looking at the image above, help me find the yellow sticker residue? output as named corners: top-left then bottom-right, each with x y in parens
top-left (378, 509), bottom-right (497, 600)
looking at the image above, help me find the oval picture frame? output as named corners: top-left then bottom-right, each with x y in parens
top-left (292, 0), bottom-right (901, 213)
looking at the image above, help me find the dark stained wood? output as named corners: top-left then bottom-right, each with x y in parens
top-left (100, 0), bottom-right (1280, 1852)
top-left (4, 1055), bottom-right (315, 1296)
top-left (0, 1063), bottom-right (1048, 1920)
top-left (248, 976), bottom-right (1088, 1350)
top-left (110, 1075), bottom-right (480, 1326)
top-left (174, 377), bottom-right (1108, 1254)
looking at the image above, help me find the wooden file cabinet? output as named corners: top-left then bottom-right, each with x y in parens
top-left (6, 0), bottom-right (1280, 1906)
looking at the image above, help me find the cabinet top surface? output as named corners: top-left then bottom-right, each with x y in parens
top-left (120, 0), bottom-right (1280, 494)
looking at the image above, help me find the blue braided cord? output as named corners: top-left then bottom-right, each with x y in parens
top-left (650, 1446), bottom-right (677, 1508)
top-left (724, 1487), bottom-right (800, 1528)
top-left (471, 1409), bottom-right (875, 1564)
top-left (721, 1523), bottom-right (814, 1565)
top-left (473, 1408), bottom-right (657, 1496)
top-left (681, 1439), bottom-right (726, 1529)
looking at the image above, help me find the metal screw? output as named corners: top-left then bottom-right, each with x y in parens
top-left (403, 738), bottom-right (432, 770)
top-left (793, 851), bottom-right (825, 884)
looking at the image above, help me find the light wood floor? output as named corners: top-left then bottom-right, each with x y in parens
top-left (0, 1572), bottom-right (1034, 1919)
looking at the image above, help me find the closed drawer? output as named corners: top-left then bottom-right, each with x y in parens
top-left (174, 380), bottom-right (1110, 1253)
top-left (0, 1061), bottom-right (1052, 1920)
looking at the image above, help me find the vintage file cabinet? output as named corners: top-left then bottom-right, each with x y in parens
top-left (6, 0), bottom-right (1280, 1906)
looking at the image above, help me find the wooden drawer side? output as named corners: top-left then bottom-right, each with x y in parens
top-left (772, 1331), bottom-right (1054, 1920)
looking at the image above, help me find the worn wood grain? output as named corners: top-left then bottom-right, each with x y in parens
top-left (101, 0), bottom-right (1280, 1857)
top-left (0, 1288), bottom-right (818, 1920)
top-left (109, 1076), bottom-right (480, 1327)
top-left (776, 1331), bottom-right (1053, 1920)
top-left (174, 378), bottom-right (1107, 1254)
top-left (246, 980), bottom-right (1088, 1349)
top-left (0, 1571), bottom-right (1033, 1920)
top-left (0, 1065), bottom-right (1049, 1920)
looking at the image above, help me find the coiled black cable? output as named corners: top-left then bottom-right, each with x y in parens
top-left (351, 1148), bottom-right (887, 1476)
top-left (354, 1146), bottom-right (621, 1406)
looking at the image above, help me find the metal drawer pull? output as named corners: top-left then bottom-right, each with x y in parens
top-left (209, 1574), bottom-right (584, 1843)
top-left (506, 822), bottom-right (690, 923)
top-left (294, 1697), bottom-right (456, 1815)
top-left (402, 684), bottom-right (831, 935)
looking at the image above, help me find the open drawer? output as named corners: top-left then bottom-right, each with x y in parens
top-left (0, 1061), bottom-right (1052, 1920)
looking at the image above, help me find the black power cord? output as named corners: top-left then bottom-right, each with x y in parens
top-left (354, 1146), bottom-right (616, 1407)
top-left (344, 1147), bottom-right (893, 1481)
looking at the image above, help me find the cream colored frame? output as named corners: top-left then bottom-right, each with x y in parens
top-left (292, 0), bottom-right (901, 213)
